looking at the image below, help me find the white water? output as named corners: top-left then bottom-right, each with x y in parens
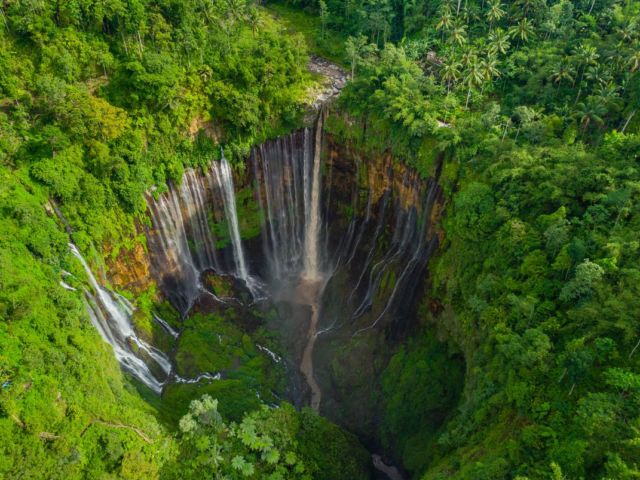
top-left (147, 187), bottom-right (202, 314)
top-left (71, 244), bottom-right (220, 392)
top-left (211, 152), bottom-right (259, 295)
top-left (153, 313), bottom-right (180, 339)
top-left (70, 243), bottom-right (171, 393)
top-left (146, 152), bottom-right (264, 312)
top-left (257, 344), bottom-right (282, 363)
top-left (59, 280), bottom-right (76, 291)
top-left (303, 112), bottom-right (324, 280)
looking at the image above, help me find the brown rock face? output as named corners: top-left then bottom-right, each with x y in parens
top-left (106, 239), bottom-right (156, 295)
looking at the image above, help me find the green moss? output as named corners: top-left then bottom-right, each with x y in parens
top-left (236, 186), bottom-right (263, 240)
top-left (174, 312), bottom-right (243, 376)
top-left (173, 310), bottom-right (287, 403)
top-left (160, 380), bottom-right (262, 426)
top-left (202, 273), bottom-right (236, 298)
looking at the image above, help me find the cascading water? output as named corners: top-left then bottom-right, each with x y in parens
top-left (147, 152), bottom-right (265, 314)
top-left (70, 243), bottom-right (171, 393)
top-left (142, 111), bottom-right (442, 413)
top-left (303, 112), bottom-right (324, 280)
top-left (212, 151), bottom-right (261, 296)
top-left (70, 243), bottom-right (222, 392)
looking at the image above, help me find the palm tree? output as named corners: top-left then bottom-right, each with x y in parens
top-left (616, 24), bottom-right (637, 47)
top-left (440, 59), bottom-right (462, 93)
top-left (550, 60), bottom-right (575, 90)
top-left (594, 83), bottom-right (622, 113)
top-left (449, 23), bottom-right (467, 46)
top-left (461, 49), bottom-right (478, 67)
top-left (481, 55), bottom-right (501, 82)
top-left (584, 65), bottom-right (609, 87)
top-left (573, 44), bottom-right (599, 84)
top-left (575, 97), bottom-right (607, 133)
top-left (514, 0), bottom-right (543, 19)
top-left (464, 57), bottom-right (485, 107)
top-left (512, 105), bottom-right (542, 140)
top-left (509, 17), bottom-right (535, 47)
top-left (436, 6), bottom-right (453, 37)
top-left (488, 28), bottom-right (510, 56)
top-left (245, 7), bottom-right (262, 37)
top-left (486, 0), bottom-right (506, 28)
top-left (572, 44), bottom-right (599, 102)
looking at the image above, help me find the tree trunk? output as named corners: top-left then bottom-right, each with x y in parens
top-left (622, 109), bottom-right (636, 133)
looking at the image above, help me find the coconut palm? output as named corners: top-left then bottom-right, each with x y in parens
top-left (461, 49), bottom-right (478, 67)
top-left (616, 23), bottom-right (637, 47)
top-left (575, 96), bottom-right (607, 133)
top-left (481, 55), bottom-right (501, 82)
top-left (464, 57), bottom-right (485, 107)
top-left (486, 0), bottom-right (506, 28)
top-left (509, 17), bottom-right (535, 47)
top-left (436, 6), bottom-right (454, 34)
top-left (449, 23), bottom-right (467, 46)
top-left (573, 44), bottom-right (599, 84)
top-left (550, 60), bottom-right (575, 89)
top-left (440, 59), bottom-right (462, 93)
top-left (514, 0), bottom-right (544, 19)
top-left (488, 28), bottom-right (510, 56)
top-left (584, 65), bottom-right (609, 87)
top-left (594, 83), bottom-right (622, 112)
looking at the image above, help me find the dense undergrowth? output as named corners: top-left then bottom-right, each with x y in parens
top-left (309, 0), bottom-right (640, 477)
top-left (2, 0), bottom-right (640, 479)
top-left (0, 1), bottom-right (369, 478)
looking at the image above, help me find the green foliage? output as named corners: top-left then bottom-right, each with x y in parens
top-left (0, 0), bottom-right (311, 251)
top-left (164, 395), bottom-right (370, 479)
top-left (425, 118), bottom-right (640, 477)
top-left (291, 0), bottom-right (640, 477)
top-left (296, 408), bottom-right (371, 479)
top-left (165, 395), bottom-right (311, 479)
top-left (0, 167), bottom-right (172, 479)
top-left (381, 331), bottom-right (465, 474)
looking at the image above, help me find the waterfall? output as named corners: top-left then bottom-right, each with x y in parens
top-left (211, 152), bottom-right (259, 295)
top-left (146, 186), bottom-right (203, 315)
top-left (252, 131), bottom-right (308, 281)
top-left (147, 153), bottom-right (263, 313)
top-left (138, 111), bottom-right (442, 413)
top-left (70, 243), bottom-right (171, 393)
top-left (303, 112), bottom-right (324, 280)
top-left (251, 115), bottom-right (326, 284)
top-left (71, 243), bottom-right (223, 391)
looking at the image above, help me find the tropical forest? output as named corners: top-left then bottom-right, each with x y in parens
top-left (1, 0), bottom-right (640, 478)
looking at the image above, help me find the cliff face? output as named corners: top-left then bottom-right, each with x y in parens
top-left (101, 124), bottom-right (447, 452)
top-left (105, 235), bottom-right (156, 295)
top-left (309, 134), bottom-right (446, 445)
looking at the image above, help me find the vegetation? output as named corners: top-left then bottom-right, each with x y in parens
top-left (3, 0), bottom-right (640, 478)
top-left (0, 1), bottom-right (365, 478)
top-left (315, 0), bottom-right (640, 478)
top-left (162, 395), bottom-right (370, 479)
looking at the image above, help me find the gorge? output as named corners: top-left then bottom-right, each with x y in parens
top-left (3, 1), bottom-right (639, 479)
top-left (77, 104), bottom-right (446, 461)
